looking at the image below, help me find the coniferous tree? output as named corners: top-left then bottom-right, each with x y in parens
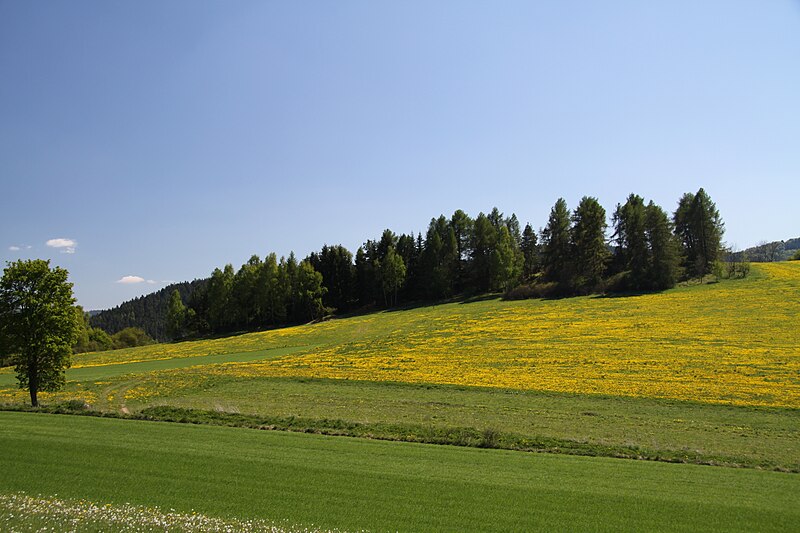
top-left (520, 223), bottom-right (539, 281)
top-left (644, 201), bottom-right (680, 290)
top-left (395, 233), bottom-right (420, 301)
top-left (571, 196), bottom-right (608, 291)
top-left (674, 188), bottom-right (724, 278)
top-left (470, 213), bottom-right (496, 292)
top-left (450, 209), bottom-right (473, 291)
top-left (540, 198), bottom-right (572, 285)
top-left (613, 194), bottom-right (648, 289)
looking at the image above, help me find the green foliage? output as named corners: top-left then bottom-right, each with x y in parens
top-left (111, 327), bottom-right (155, 349)
top-left (87, 191), bottom-right (729, 333)
top-left (674, 188), bottom-right (724, 278)
top-left (89, 279), bottom-right (206, 341)
top-left (295, 260), bottom-right (327, 321)
top-left (541, 198), bottom-right (572, 285)
top-left (792, 250), bottom-right (800, 261)
top-left (612, 196), bottom-right (680, 291)
top-left (165, 289), bottom-right (187, 340)
top-left (490, 226), bottom-right (521, 291)
top-left (644, 201), bottom-right (681, 289)
top-left (571, 196), bottom-right (608, 291)
top-left (0, 259), bottom-right (80, 406)
top-left (380, 246), bottom-right (406, 307)
top-left (520, 223), bottom-right (539, 281)
top-left (307, 245), bottom-right (355, 312)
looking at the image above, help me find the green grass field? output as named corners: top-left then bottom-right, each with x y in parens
top-left (1, 263), bottom-right (799, 530)
top-left (1, 411), bottom-right (798, 532)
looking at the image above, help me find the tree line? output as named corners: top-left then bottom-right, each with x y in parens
top-left (153, 188), bottom-right (726, 340)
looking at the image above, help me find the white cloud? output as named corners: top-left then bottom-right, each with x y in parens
top-left (146, 279), bottom-right (157, 284)
top-left (116, 275), bottom-right (145, 284)
top-left (9, 245), bottom-right (20, 251)
top-left (46, 238), bottom-right (77, 254)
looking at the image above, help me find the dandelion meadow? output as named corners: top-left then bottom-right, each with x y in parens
top-left (21, 261), bottom-right (793, 409)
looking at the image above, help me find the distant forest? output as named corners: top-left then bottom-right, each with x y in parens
top-left (90, 188), bottom-right (770, 343)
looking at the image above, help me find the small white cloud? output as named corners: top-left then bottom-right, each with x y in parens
top-left (46, 238), bottom-right (77, 254)
top-left (9, 245), bottom-right (20, 251)
top-left (146, 279), bottom-right (157, 284)
top-left (161, 280), bottom-right (175, 284)
top-left (116, 275), bottom-right (145, 284)
top-left (26, 245), bottom-right (32, 249)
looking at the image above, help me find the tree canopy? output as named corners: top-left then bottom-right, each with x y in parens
top-left (0, 259), bottom-right (80, 406)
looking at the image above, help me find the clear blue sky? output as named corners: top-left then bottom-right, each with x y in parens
top-left (1, 1), bottom-right (799, 310)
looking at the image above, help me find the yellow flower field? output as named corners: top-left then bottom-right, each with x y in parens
top-left (79, 262), bottom-right (800, 409)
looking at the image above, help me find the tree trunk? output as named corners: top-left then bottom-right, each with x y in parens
top-left (29, 360), bottom-right (39, 407)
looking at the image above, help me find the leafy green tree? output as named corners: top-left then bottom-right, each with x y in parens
top-left (72, 306), bottom-right (91, 353)
top-left (111, 327), bottom-right (155, 349)
top-left (166, 289), bottom-right (187, 340)
top-left (294, 260), bottom-right (327, 322)
top-left (571, 196), bottom-right (608, 291)
top-left (0, 259), bottom-right (80, 406)
top-left (73, 306), bottom-right (115, 353)
top-left (232, 255), bottom-right (262, 328)
top-left (88, 328), bottom-right (113, 351)
top-left (540, 198), bottom-right (572, 284)
top-left (520, 223), bottom-right (539, 281)
top-left (307, 245), bottom-right (355, 312)
top-left (380, 246), bottom-right (407, 307)
top-left (259, 253), bottom-right (287, 325)
top-left (490, 226), bottom-right (521, 292)
top-left (207, 265), bottom-right (234, 332)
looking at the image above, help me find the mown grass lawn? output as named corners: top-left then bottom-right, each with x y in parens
top-left (1, 411), bottom-right (798, 532)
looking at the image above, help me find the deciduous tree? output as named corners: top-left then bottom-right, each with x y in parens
top-left (0, 259), bottom-right (80, 406)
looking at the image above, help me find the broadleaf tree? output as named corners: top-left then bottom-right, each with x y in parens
top-left (0, 259), bottom-right (80, 406)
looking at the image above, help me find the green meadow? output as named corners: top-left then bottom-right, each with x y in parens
top-left (1, 263), bottom-right (799, 530)
top-left (1, 411), bottom-right (798, 532)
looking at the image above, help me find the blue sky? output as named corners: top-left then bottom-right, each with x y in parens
top-left (1, 1), bottom-right (799, 310)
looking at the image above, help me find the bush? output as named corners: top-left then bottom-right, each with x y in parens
top-left (112, 327), bottom-right (155, 349)
top-left (505, 281), bottom-right (568, 300)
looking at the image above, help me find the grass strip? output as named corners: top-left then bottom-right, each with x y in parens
top-left (2, 402), bottom-right (792, 472)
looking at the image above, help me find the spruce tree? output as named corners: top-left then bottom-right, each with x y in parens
top-left (644, 201), bottom-right (680, 290)
top-left (520, 223), bottom-right (539, 281)
top-left (540, 198), bottom-right (572, 285)
top-left (571, 196), bottom-right (608, 291)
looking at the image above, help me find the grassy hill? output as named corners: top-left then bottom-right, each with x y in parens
top-left (0, 262), bottom-right (798, 529)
